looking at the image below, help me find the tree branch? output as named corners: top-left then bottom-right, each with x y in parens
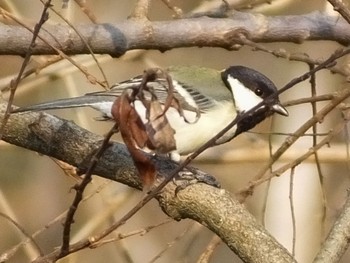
top-left (0, 11), bottom-right (349, 56)
top-left (0, 101), bottom-right (295, 262)
top-left (313, 193), bottom-right (350, 263)
top-left (327, 0), bottom-right (350, 24)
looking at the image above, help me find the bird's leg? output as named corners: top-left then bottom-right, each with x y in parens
top-left (173, 166), bottom-right (221, 195)
top-left (150, 154), bottom-right (221, 194)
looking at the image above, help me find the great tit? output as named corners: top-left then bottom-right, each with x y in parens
top-left (12, 66), bottom-right (288, 160)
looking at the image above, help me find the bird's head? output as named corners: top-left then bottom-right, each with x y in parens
top-left (221, 66), bottom-right (288, 135)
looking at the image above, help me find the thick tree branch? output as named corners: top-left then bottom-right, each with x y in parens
top-left (313, 193), bottom-right (350, 263)
top-left (0, 100), bottom-right (295, 263)
top-left (0, 11), bottom-right (349, 56)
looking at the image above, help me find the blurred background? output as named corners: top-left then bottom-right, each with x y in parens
top-left (1, 0), bottom-right (350, 262)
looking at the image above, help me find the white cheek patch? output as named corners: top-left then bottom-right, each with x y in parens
top-left (227, 76), bottom-right (264, 112)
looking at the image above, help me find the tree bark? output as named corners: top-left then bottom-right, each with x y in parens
top-left (0, 12), bottom-right (349, 57)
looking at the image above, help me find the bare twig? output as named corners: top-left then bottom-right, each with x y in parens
top-left (327, 0), bottom-right (350, 24)
top-left (237, 33), bottom-right (350, 77)
top-left (284, 94), bottom-right (334, 107)
top-left (313, 192), bottom-right (350, 262)
top-left (0, 0), bottom-right (51, 139)
top-left (46, 3), bottom-right (109, 88)
top-left (74, 0), bottom-right (98, 23)
top-left (0, 55), bottom-right (63, 94)
top-left (309, 63), bottom-right (327, 240)
top-left (89, 219), bottom-right (172, 248)
top-left (160, 0), bottom-right (183, 18)
top-left (237, 48), bottom-right (350, 201)
top-left (289, 167), bottom-right (296, 257)
top-left (1, 178), bottom-right (114, 261)
top-left (238, 109), bottom-right (349, 199)
top-left (196, 235), bottom-right (222, 263)
top-left (58, 123), bottom-right (118, 258)
top-left (0, 212), bottom-right (43, 261)
top-left (236, 0), bottom-right (274, 10)
top-left (148, 226), bottom-right (190, 263)
top-left (343, 109), bottom-right (350, 175)
top-left (129, 0), bottom-right (151, 20)
top-left (0, 8), bottom-right (105, 86)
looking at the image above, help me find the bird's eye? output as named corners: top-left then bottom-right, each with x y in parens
top-left (255, 88), bottom-right (263, 96)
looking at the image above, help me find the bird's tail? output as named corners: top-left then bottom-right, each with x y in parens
top-left (11, 95), bottom-right (115, 114)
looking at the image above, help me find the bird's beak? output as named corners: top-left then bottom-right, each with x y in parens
top-left (272, 103), bottom-right (289, 116)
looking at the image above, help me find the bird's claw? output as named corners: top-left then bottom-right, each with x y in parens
top-left (173, 169), bottom-right (221, 195)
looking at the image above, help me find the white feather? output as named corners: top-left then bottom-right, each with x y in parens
top-left (133, 101), bottom-right (236, 156)
top-left (227, 76), bottom-right (264, 112)
top-left (90, 102), bottom-right (114, 117)
top-left (172, 79), bottom-right (198, 109)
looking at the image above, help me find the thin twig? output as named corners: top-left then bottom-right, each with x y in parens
top-left (249, 131), bottom-right (331, 137)
top-left (236, 48), bottom-right (350, 201)
top-left (343, 110), bottom-right (350, 176)
top-left (0, 8), bottom-right (105, 86)
top-left (196, 235), bottom-right (222, 263)
top-left (148, 226), bottom-right (190, 263)
top-left (160, 0), bottom-right (183, 18)
top-left (0, 0), bottom-right (51, 139)
top-left (89, 219), bottom-right (173, 248)
top-left (129, 0), bottom-right (151, 20)
top-left (238, 34), bottom-right (350, 77)
top-left (284, 94), bottom-right (334, 107)
top-left (74, 0), bottom-right (98, 23)
top-left (309, 63), bottom-right (327, 240)
top-left (2, 178), bottom-right (114, 261)
top-left (289, 167), bottom-right (296, 257)
top-left (313, 191), bottom-right (350, 262)
top-left (1, 56), bottom-right (63, 93)
top-left (47, 2), bottom-right (109, 88)
top-left (327, 0), bottom-right (350, 24)
top-left (0, 212), bottom-right (43, 260)
top-left (58, 123), bottom-right (118, 258)
top-left (238, 113), bottom-right (349, 198)
top-left (261, 119), bottom-right (275, 226)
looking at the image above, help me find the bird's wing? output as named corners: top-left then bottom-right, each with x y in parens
top-left (87, 75), bottom-right (217, 112)
top-left (12, 67), bottom-right (224, 115)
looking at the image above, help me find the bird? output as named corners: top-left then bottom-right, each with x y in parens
top-left (12, 65), bottom-right (288, 160)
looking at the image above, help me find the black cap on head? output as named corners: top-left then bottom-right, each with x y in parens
top-left (221, 65), bottom-right (288, 137)
top-left (222, 66), bottom-right (278, 100)
top-left (221, 66), bottom-right (288, 115)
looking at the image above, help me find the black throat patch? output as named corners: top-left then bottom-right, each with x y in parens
top-left (234, 106), bottom-right (273, 138)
